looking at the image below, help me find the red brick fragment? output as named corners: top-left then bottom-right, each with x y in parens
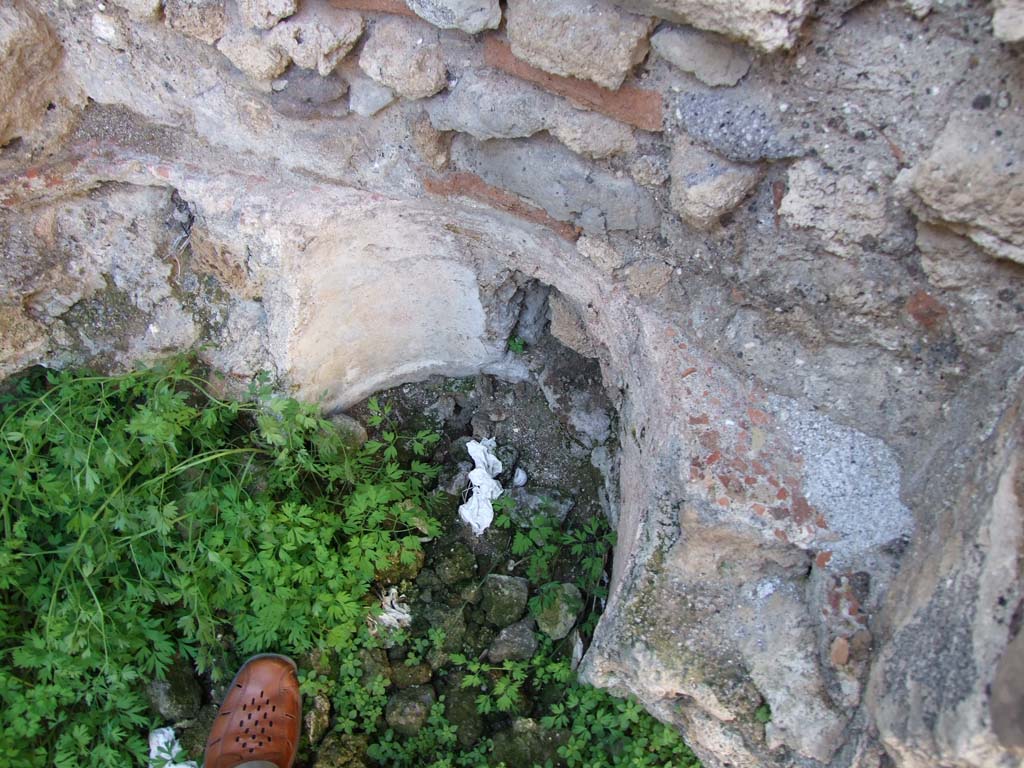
top-left (681, 367), bottom-right (698, 379)
top-left (747, 407), bottom-right (770, 426)
top-left (906, 289), bottom-right (948, 330)
top-left (705, 450), bottom-right (721, 465)
top-left (815, 551), bottom-right (832, 568)
top-left (483, 37), bottom-right (663, 132)
top-left (688, 414), bottom-right (709, 425)
top-left (774, 528), bottom-right (789, 542)
top-left (328, 0), bottom-right (416, 16)
top-left (423, 172), bottom-right (578, 240)
top-left (776, 487), bottom-right (789, 501)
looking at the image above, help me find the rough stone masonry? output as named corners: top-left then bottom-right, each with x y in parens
top-left (1, 1), bottom-right (1022, 767)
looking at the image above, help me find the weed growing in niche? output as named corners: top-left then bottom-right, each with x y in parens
top-left (0, 357), bottom-right (700, 768)
top-left (0, 359), bottom-right (438, 767)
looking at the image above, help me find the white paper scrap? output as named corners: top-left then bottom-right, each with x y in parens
top-left (459, 438), bottom-right (504, 535)
top-left (149, 727), bottom-right (197, 768)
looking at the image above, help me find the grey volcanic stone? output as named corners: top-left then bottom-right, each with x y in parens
top-left (488, 618), bottom-right (539, 662)
top-left (405, 0), bottom-right (501, 34)
top-left (451, 135), bottom-right (658, 233)
top-left (434, 541), bottom-right (477, 584)
top-left (481, 574), bottom-right (529, 627)
top-left (668, 90), bottom-right (802, 163)
top-left (385, 685), bottom-right (436, 735)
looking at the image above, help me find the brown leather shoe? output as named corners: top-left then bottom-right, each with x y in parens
top-left (203, 654), bottom-right (302, 768)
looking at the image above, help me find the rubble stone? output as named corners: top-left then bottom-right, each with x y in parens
top-left (112, 0), bottom-right (164, 22)
top-left (358, 18), bottom-right (446, 99)
top-left (405, 0), bottom-right (501, 34)
top-left (269, 7), bottom-right (363, 76)
top-left (607, 0), bottom-right (812, 52)
top-left (238, 0), bottom-right (298, 30)
top-left (669, 137), bottom-right (762, 230)
top-left (900, 110), bottom-right (1024, 265)
top-left (650, 25), bottom-right (750, 87)
top-left (217, 31), bottom-right (290, 80)
top-left (165, 0), bottom-right (227, 45)
top-left (506, 0), bottom-right (653, 90)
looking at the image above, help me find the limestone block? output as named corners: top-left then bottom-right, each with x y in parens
top-left (217, 32), bottom-right (290, 80)
top-left (903, 0), bottom-right (933, 18)
top-left (608, 0), bottom-right (812, 52)
top-left (650, 25), bottom-right (750, 87)
top-left (358, 18), bottom-right (446, 99)
top-left (780, 158), bottom-right (888, 258)
top-left (405, 0), bottom-right (501, 34)
top-left (900, 110), bottom-right (1024, 265)
top-left (425, 69), bottom-right (634, 159)
top-left (112, 0), bottom-right (164, 22)
top-left (450, 135), bottom-right (658, 234)
top-left (165, 0), bottom-right (227, 45)
top-left (506, 0), bottom-right (653, 90)
top-left (269, 7), bottom-right (364, 76)
top-left (669, 137), bottom-right (761, 230)
top-left (0, 1), bottom-right (63, 147)
top-left (238, 0), bottom-right (298, 30)
top-left (993, 0), bottom-right (1024, 42)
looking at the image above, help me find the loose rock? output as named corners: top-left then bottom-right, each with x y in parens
top-left (531, 583), bottom-right (583, 640)
top-left (488, 618), bottom-right (539, 662)
top-left (481, 574), bottom-right (529, 627)
top-left (304, 693), bottom-right (332, 746)
top-left (385, 685), bottom-right (436, 735)
top-left (434, 541), bottom-right (477, 584)
top-left (506, 0), bottom-right (653, 90)
top-left (347, 71), bottom-right (396, 117)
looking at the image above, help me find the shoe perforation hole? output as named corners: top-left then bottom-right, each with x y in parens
top-left (272, 705), bottom-right (277, 712)
top-left (239, 720), bottom-right (244, 728)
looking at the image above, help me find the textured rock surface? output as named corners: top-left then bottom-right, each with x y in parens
top-left (113, 0), bottom-right (164, 22)
top-left (650, 25), bottom-right (750, 87)
top-left (900, 110), bottom-right (1024, 265)
top-left (669, 137), bottom-right (762, 230)
top-left (608, 0), bottom-right (812, 51)
top-left (506, 0), bottom-right (653, 90)
top-left (425, 69), bottom-right (635, 159)
top-left (405, 0), bottom-right (500, 35)
top-left (358, 18), bottom-right (446, 99)
top-left (451, 135), bottom-right (659, 233)
top-left (2, 3), bottom-right (1023, 768)
top-left (487, 618), bottom-right (539, 662)
top-left (993, 0), bottom-right (1024, 41)
top-left (165, 0), bottom-right (227, 45)
top-left (238, 0), bottom-right (297, 30)
top-left (0, 2), bottom-right (63, 146)
top-left (217, 31), bottom-right (290, 80)
top-left (268, 6), bottom-right (364, 76)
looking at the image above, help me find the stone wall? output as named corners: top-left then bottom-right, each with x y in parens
top-left (1, 1), bottom-right (1022, 767)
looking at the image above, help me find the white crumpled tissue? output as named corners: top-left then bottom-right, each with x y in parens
top-left (459, 438), bottom-right (503, 535)
top-left (149, 727), bottom-right (197, 768)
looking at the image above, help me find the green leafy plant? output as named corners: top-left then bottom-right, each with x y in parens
top-left (755, 702), bottom-right (772, 724)
top-left (507, 336), bottom-right (527, 355)
top-left (0, 359), bottom-right (441, 767)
